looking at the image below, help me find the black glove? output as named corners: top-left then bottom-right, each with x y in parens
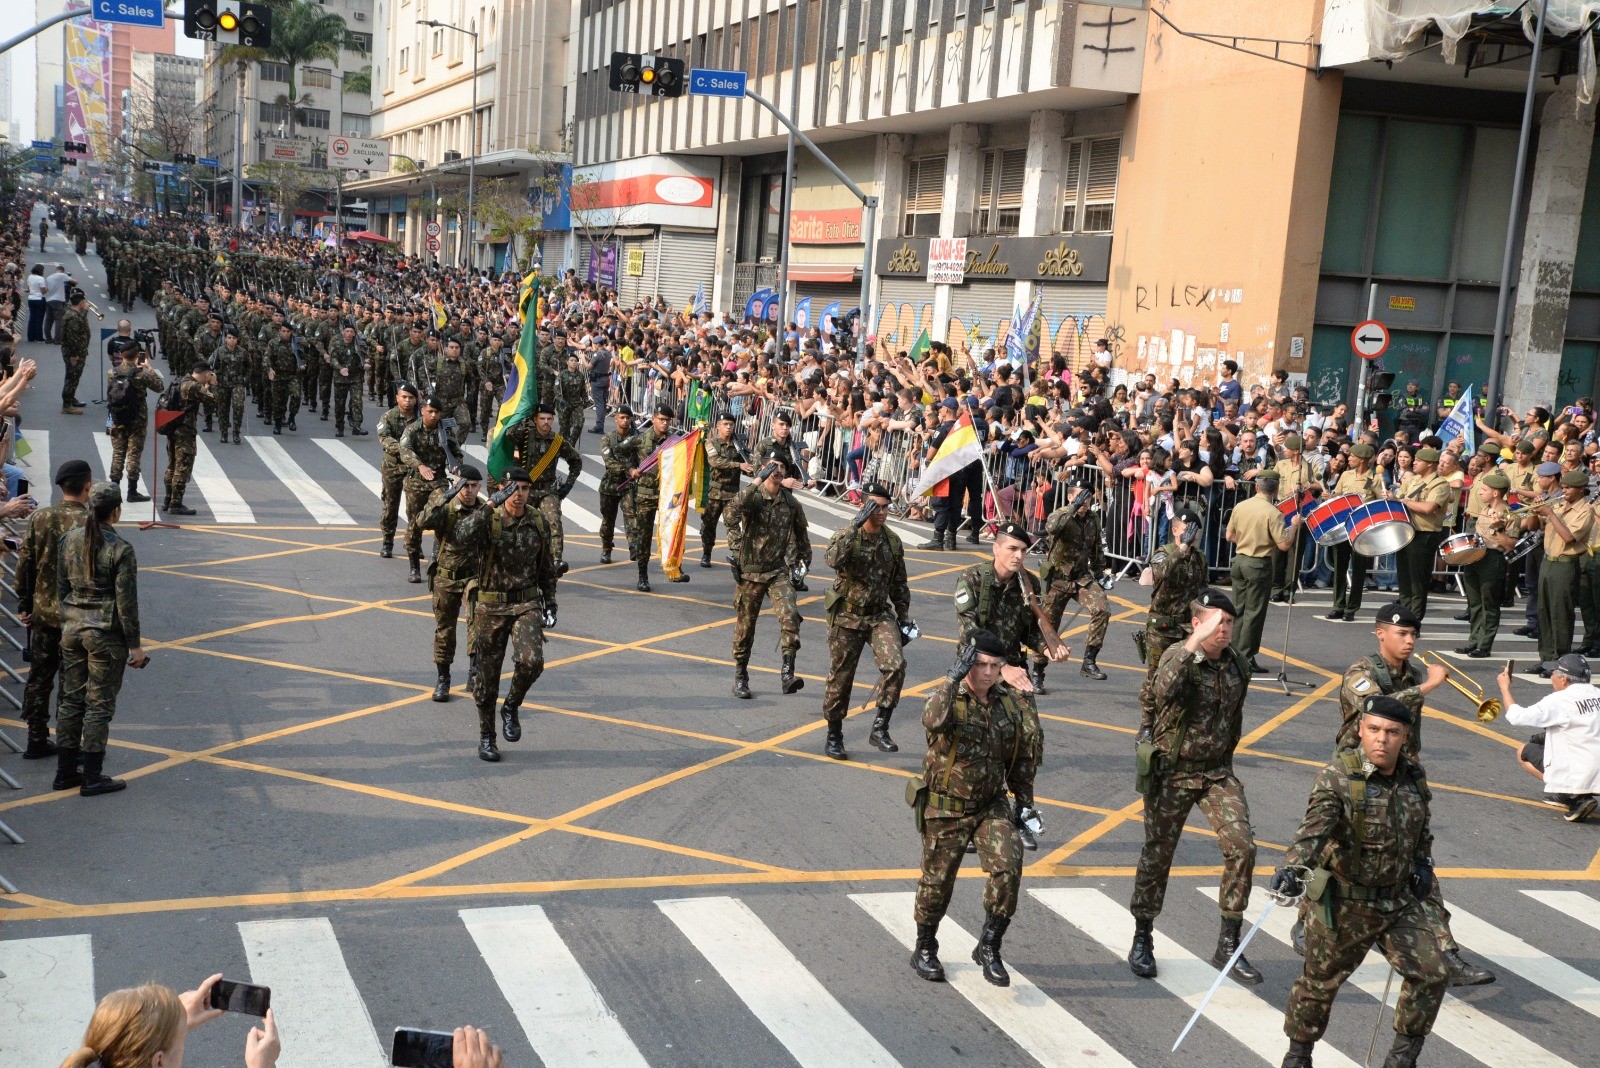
top-left (557, 478), bottom-right (576, 500)
top-left (1410, 857), bottom-right (1435, 901)
top-left (755, 459), bottom-right (781, 483)
top-left (851, 498), bottom-right (881, 529)
top-left (490, 482), bottom-right (516, 506)
top-left (946, 642), bottom-right (979, 684)
top-left (1270, 865), bottom-right (1305, 899)
top-left (1179, 522), bottom-right (1199, 546)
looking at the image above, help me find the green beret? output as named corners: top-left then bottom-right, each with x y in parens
top-left (1562, 469), bottom-right (1588, 488)
top-left (1516, 439), bottom-right (1538, 455)
top-left (1482, 471), bottom-right (1511, 491)
top-left (1351, 443), bottom-right (1376, 459)
top-left (1478, 441), bottom-right (1503, 457)
top-left (1416, 448), bottom-right (1441, 463)
top-left (1283, 434), bottom-right (1303, 452)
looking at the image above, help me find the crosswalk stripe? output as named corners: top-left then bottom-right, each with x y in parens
top-left (660, 896), bottom-right (901, 1067)
top-left (191, 437), bottom-right (256, 523)
top-left (92, 430), bottom-right (150, 500)
top-left (1522, 889), bottom-right (1600, 934)
top-left (1030, 888), bottom-right (1360, 1067)
top-left (461, 444), bottom-right (603, 534)
top-left (1447, 904), bottom-right (1600, 1021)
top-left (245, 436), bottom-right (355, 525)
top-left (238, 917), bottom-right (388, 1068)
top-left (459, 905), bottom-right (649, 1068)
top-left (1201, 888), bottom-right (1576, 1068)
top-left (463, 443), bottom-right (488, 465)
top-left (18, 427), bottom-right (49, 484)
top-left (0, 935), bottom-right (96, 1068)
top-left (852, 891), bottom-right (1136, 1068)
top-left (314, 438), bottom-right (384, 497)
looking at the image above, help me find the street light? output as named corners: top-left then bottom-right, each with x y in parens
top-left (419, 18), bottom-right (478, 271)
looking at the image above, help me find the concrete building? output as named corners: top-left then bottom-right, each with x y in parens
top-left (346, 0), bottom-right (570, 268)
top-left (35, 2), bottom-right (175, 148)
top-left (200, 0), bottom-right (376, 227)
top-left (0, 51), bottom-right (18, 146)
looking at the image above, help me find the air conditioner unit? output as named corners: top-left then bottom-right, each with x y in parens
top-left (444, 150), bottom-right (462, 162)
top-left (354, 11), bottom-right (367, 19)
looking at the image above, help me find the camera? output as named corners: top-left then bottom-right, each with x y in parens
top-left (133, 328), bottom-right (156, 350)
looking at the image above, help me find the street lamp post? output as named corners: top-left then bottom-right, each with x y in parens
top-left (419, 18), bottom-right (478, 271)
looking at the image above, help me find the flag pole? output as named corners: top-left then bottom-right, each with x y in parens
top-left (139, 419), bottom-right (177, 531)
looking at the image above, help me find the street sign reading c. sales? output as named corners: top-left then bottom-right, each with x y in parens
top-left (91, 0), bottom-right (163, 28)
top-left (1351, 319), bottom-right (1390, 360)
top-left (688, 68), bottom-right (748, 98)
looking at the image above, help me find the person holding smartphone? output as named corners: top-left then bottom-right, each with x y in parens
top-left (60, 973), bottom-right (279, 1068)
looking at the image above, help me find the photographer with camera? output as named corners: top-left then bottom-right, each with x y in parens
top-left (105, 336), bottom-right (164, 505)
top-left (59, 973), bottom-right (280, 1068)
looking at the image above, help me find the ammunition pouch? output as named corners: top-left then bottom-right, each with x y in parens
top-left (1135, 740), bottom-right (1160, 797)
top-left (905, 777), bottom-right (929, 834)
top-left (1305, 867), bottom-right (1334, 930)
top-left (1132, 628), bottom-right (1148, 665)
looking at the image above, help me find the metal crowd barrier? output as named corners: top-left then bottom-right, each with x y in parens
top-left (0, 515), bottom-right (26, 894)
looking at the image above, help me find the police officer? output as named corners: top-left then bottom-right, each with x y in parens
top-left (702, 412), bottom-right (750, 568)
top-left (417, 465), bottom-right (486, 702)
top-left (598, 404), bottom-right (638, 565)
top-left (376, 383), bottom-right (420, 559)
top-left (1274, 695), bottom-right (1446, 1068)
top-left (1136, 502), bottom-right (1208, 734)
top-left (730, 461), bottom-right (812, 698)
top-left (1324, 442), bottom-right (1384, 621)
top-left (909, 630), bottom-right (1043, 988)
top-left (1394, 447), bottom-right (1454, 620)
top-left (821, 482), bottom-right (911, 760)
top-left (1129, 588), bottom-right (1261, 985)
top-left (1227, 471), bottom-right (1301, 671)
top-left (1532, 468), bottom-right (1595, 671)
top-left (1457, 471), bottom-right (1517, 656)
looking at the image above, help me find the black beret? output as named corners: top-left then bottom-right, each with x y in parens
top-left (969, 628), bottom-right (1009, 658)
top-left (224, 326), bottom-right (238, 337)
top-left (457, 463), bottom-right (483, 482)
top-left (655, 404), bottom-right (676, 418)
top-left (861, 481), bottom-right (893, 501)
top-left (421, 395), bottom-right (443, 410)
top-left (1362, 694), bottom-right (1413, 726)
top-left (504, 466), bottom-right (532, 483)
top-left (397, 382), bottom-right (418, 397)
top-left (55, 458), bottom-right (92, 485)
top-left (1375, 602), bottom-right (1422, 631)
top-left (614, 405), bottom-right (635, 417)
top-left (535, 402), bottom-right (555, 415)
top-left (994, 521), bottom-right (1030, 545)
top-left (716, 411), bottom-right (735, 423)
top-left (773, 410), bottom-right (793, 425)
top-left (1196, 587), bottom-right (1237, 616)
top-left (1173, 502), bottom-right (1203, 525)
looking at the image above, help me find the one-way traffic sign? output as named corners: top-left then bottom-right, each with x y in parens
top-left (1350, 319), bottom-right (1390, 360)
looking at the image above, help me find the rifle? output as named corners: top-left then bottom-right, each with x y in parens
top-left (1018, 566), bottom-right (1068, 659)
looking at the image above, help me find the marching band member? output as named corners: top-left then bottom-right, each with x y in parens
top-left (1456, 471), bottom-right (1517, 657)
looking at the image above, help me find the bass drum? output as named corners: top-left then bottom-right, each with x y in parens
top-left (1348, 500), bottom-right (1415, 557)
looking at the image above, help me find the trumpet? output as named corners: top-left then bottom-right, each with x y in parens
top-left (84, 298), bottom-right (104, 321)
top-left (1508, 490), bottom-right (1561, 516)
top-left (1419, 651), bottom-right (1502, 722)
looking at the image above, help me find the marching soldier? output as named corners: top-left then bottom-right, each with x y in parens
top-left (1393, 447), bottom-right (1454, 620)
top-left (598, 404), bottom-right (638, 565)
top-left (394, 322), bottom-right (431, 393)
top-left (417, 465), bottom-right (487, 703)
top-left (212, 328), bottom-right (249, 445)
top-left (377, 383), bottom-right (420, 559)
top-left (821, 482), bottom-right (911, 760)
top-left (60, 289), bottom-right (90, 414)
top-left (556, 351), bottom-right (589, 443)
top-left (1227, 471), bottom-right (1301, 672)
top-left (754, 410), bottom-right (808, 482)
top-left (454, 467), bottom-right (559, 762)
top-left (265, 320), bottom-right (302, 434)
top-left (15, 460), bottom-right (92, 758)
top-left (1029, 478), bottom-right (1112, 691)
top-left (512, 404), bottom-right (582, 575)
top-left (1274, 696), bottom-right (1448, 1068)
top-left (730, 461), bottom-right (812, 699)
top-left (162, 363), bottom-right (216, 517)
top-left (701, 412), bottom-right (750, 569)
top-left (627, 404), bottom-right (681, 591)
top-left (1532, 468), bottom-right (1595, 671)
top-left (909, 630), bottom-right (1043, 988)
top-left (477, 332), bottom-right (507, 443)
top-left (326, 322), bottom-right (368, 438)
top-left (1136, 502), bottom-right (1209, 734)
top-left (1456, 471), bottom-right (1517, 656)
top-left (1128, 589), bottom-right (1261, 985)
top-left (397, 396), bottom-right (461, 583)
top-left (433, 337), bottom-right (472, 429)
top-left (1324, 443), bottom-right (1384, 621)
top-left (105, 337), bottom-right (162, 503)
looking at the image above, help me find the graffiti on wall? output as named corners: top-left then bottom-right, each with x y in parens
top-left (874, 299), bottom-right (1114, 376)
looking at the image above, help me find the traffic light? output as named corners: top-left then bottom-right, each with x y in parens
top-left (184, 2), bottom-right (272, 48)
top-left (609, 52), bottom-right (686, 98)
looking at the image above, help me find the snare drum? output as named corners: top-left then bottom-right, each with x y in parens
top-left (1347, 500), bottom-right (1415, 557)
top-left (1307, 493), bottom-right (1362, 546)
top-left (1438, 532), bottom-right (1486, 566)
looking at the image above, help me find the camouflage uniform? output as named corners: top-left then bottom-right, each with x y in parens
top-left (513, 424), bottom-right (582, 567)
top-left (60, 303), bottom-right (90, 407)
top-left (213, 340), bottom-right (249, 440)
top-left (163, 375), bottom-right (215, 511)
top-left (377, 405), bottom-right (419, 546)
top-left (822, 525), bottom-right (910, 723)
top-left (1282, 751), bottom-right (1448, 1045)
top-left (954, 561), bottom-right (1046, 663)
top-left (327, 335), bottom-right (366, 434)
top-left (555, 367), bottom-right (589, 442)
top-left (417, 488), bottom-right (486, 668)
top-left (107, 361), bottom-right (165, 483)
top-left (1031, 504), bottom-right (1111, 680)
top-left (628, 424), bottom-right (671, 578)
top-left (1137, 540), bottom-right (1210, 733)
top-left (15, 500), bottom-right (89, 747)
top-left (1130, 641), bottom-right (1256, 919)
top-left (55, 524), bottom-right (141, 755)
top-left (731, 481), bottom-right (811, 664)
top-left (913, 678), bottom-right (1042, 924)
top-left (477, 343), bottom-right (507, 439)
top-left (395, 335), bottom-right (431, 392)
top-left (398, 421), bottom-right (458, 558)
top-left (1338, 656), bottom-right (1424, 759)
top-left (433, 352), bottom-right (471, 428)
top-left (266, 333), bottom-right (302, 429)
top-left (598, 424), bottom-right (638, 559)
top-left (701, 434), bottom-right (746, 561)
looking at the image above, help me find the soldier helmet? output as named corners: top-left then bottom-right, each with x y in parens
top-left (1361, 694), bottom-right (1413, 726)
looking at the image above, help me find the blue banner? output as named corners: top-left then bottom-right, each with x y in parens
top-left (1433, 383), bottom-right (1475, 453)
top-left (744, 288), bottom-right (772, 320)
top-left (794, 296), bottom-right (812, 330)
top-left (819, 301), bottom-right (841, 336)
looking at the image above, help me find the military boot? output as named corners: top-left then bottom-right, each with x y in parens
top-left (637, 560), bottom-right (652, 593)
top-left (1081, 645), bottom-right (1108, 681)
top-left (501, 701), bottom-right (522, 742)
top-left (1128, 916), bottom-right (1157, 978)
top-left (126, 477), bottom-right (149, 504)
top-left (233, 430), bottom-right (242, 444)
top-left (964, 523), bottom-right (980, 545)
top-left (916, 534), bottom-right (945, 550)
top-left (1279, 1039), bottom-right (1315, 1068)
top-left (381, 535), bottom-right (394, 559)
top-left (732, 663), bottom-right (753, 700)
top-left (1443, 948), bottom-right (1495, 986)
top-left (431, 664), bottom-right (450, 703)
top-left (79, 751), bottom-right (126, 796)
top-left (1211, 915), bottom-right (1263, 986)
top-left (600, 546), bottom-right (613, 565)
top-left (868, 706), bottom-right (898, 752)
top-left (168, 494), bottom-right (196, 516)
top-left (52, 747), bottom-right (83, 791)
top-left (1028, 661), bottom-right (1048, 695)
top-left (408, 552), bottom-right (423, 583)
top-left (779, 651), bottom-right (804, 694)
top-left (911, 922), bottom-right (945, 981)
top-left (971, 914), bottom-right (1011, 987)
top-left (824, 723), bottom-right (846, 760)
top-left (1382, 1034), bottom-right (1426, 1068)
top-left (944, 531), bottom-right (958, 551)
top-left (700, 546), bottom-right (713, 569)
top-left (22, 725), bottom-right (56, 760)
top-left (477, 706), bottom-right (500, 762)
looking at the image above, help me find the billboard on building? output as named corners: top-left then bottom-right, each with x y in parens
top-left (63, 18), bottom-right (112, 162)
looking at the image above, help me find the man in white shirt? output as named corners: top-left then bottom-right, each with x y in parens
top-left (43, 265), bottom-right (74, 344)
top-left (1498, 654), bottom-right (1600, 822)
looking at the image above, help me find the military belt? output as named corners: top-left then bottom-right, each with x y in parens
top-left (1149, 613), bottom-right (1186, 627)
top-left (478, 586), bottom-right (539, 605)
top-left (924, 789), bottom-right (992, 815)
top-left (1335, 878), bottom-right (1408, 902)
top-left (435, 566), bottom-right (465, 582)
top-left (1167, 756), bottom-right (1230, 776)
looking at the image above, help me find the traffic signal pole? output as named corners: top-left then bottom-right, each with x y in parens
top-left (0, 8), bottom-right (92, 56)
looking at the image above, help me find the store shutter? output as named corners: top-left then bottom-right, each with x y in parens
top-left (874, 277), bottom-right (936, 352)
top-left (948, 281), bottom-right (1021, 355)
top-left (658, 230), bottom-right (719, 311)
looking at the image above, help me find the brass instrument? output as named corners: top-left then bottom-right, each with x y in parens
top-left (1420, 651), bottom-right (1502, 722)
top-left (84, 298), bottom-right (104, 321)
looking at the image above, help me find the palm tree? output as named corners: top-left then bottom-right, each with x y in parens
top-left (261, 0), bottom-right (349, 139)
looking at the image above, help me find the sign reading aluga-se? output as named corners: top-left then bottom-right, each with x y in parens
top-left (1351, 319), bottom-right (1390, 360)
top-left (927, 237), bottom-right (968, 285)
top-left (327, 135), bottom-right (390, 170)
top-left (91, 0), bottom-right (163, 28)
top-left (688, 68), bottom-right (748, 98)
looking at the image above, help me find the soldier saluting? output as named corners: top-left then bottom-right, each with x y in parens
top-left (1030, 477), bottom-right (1113, 689)
top-left (820, 481), bottom-right (911, 760)
top-left (1136, 502), bottom-right (1208, 733)
top-left (730, 461), bottom-right (812, 699)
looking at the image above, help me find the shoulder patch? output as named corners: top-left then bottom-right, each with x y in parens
top-left (1353, 678), bottom-right (1371, 693)
top-left (1152, 551), bottom-right (1168, 565)
top-left (955, 588), bottom-right (971, 606)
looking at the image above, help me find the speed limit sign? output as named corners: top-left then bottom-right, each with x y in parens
top-left (425, 221), bottom-right (442, 238)
top-left (426, 237), bottom-right (441, 253)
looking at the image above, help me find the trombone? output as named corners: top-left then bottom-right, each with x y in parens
top-left (1419, 652), bottom-right (1502, 722)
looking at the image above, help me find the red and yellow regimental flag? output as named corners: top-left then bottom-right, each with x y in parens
top-left (655, 428), bottom-right (706, 580)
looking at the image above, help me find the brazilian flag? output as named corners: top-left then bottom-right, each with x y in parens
top-left (486, 273), bottom-right (541, 479)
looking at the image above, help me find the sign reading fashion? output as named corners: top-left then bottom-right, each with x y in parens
top-left (876, 234), bottom-right (1112, 284)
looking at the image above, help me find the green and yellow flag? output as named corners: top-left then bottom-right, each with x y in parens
top-left (907, 327), bottom-right (931, 364)
top-left (485, 274), bottom-right (541, 479)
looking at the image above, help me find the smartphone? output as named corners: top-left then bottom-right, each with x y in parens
top-left (1507, 659), bottom-right (1516, 677)
top-left (391, 1027), bottom-right (454, 1068)
top-left (208, 979), bottom-right (270, 1017)
top-left (15, 478), bottom-right (27, 497)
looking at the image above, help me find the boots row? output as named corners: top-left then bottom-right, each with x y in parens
top-left (731, 653), bottom-right (806, 699)
top-left (910, 913), bottom-right (1010, 986)
top-left (1127, 914), bottom-right (1263, 986)
top-left (823, 705), bottom-right (899, 761)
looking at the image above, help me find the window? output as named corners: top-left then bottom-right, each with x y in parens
top-left (303, 67), bottom-right (332, 89)
top-left (973, 147), bottom-right (1027, 235)
top-left (432, 29), bottom-right (444, 55)
top-left (903, 155), bottom-right (945, 237)
top-left (348, 32), bottom-right (373, 53)
top-left (399, 47), bottom-right (409, 71)
top-left (259, 61), bottom-right (290, 83)
top-left (298, 108), bottom-right (331, 130)
top-left (1061, 135), bottom-right (1120, 234)
top-left (258, 101), bottom-right (292, 125)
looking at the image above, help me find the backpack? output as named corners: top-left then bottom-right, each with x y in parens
top-left (155, 382), bottom-right (187, 436)
top-left (106, 372), bottom-right (139, 425)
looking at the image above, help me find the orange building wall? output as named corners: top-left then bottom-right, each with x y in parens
top-left (108, 19), bottom-right (174, 142)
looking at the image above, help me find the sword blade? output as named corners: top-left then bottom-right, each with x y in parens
top-left (1365, 964), bottom-right (1396, 1066)
top-left (1172, 898), bottom-right (1275, 1052)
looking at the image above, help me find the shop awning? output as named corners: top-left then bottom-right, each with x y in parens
top-left (789, 266), bottom-right (860, 283)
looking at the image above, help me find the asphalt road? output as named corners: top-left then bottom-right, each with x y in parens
top-left (0, 226), bottom-right (1595, 1068)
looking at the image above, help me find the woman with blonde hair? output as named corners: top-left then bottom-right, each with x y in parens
top-left (60, 974), bottom-right (278, 1068)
